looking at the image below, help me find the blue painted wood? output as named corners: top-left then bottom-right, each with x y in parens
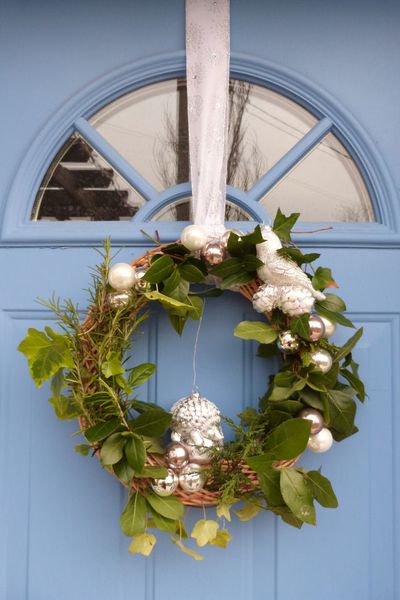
top-left (248, 117), bottom-right (332, 201)
top-left (1, 1), bottom-right (399, 599)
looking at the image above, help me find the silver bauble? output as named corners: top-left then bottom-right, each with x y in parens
top-left (151, 469), bottom-right (179, 496)
top-left (320, 316), bottom-right (336, 338)
top-left (310, 349), bottom-right (333, 374)
top-left (220, 228), bottom-right (243, 248)
top-left (201, 241), bottom-right (226, 266)
top-left (170, 392), bottom-right (224, 464)
top-left (277, 330), bottom-right (300, 354)
top-left (308, 315), bottom-right (326, 342)
top-left (178, 463), bottom-right (206, 494)
top-left (134, 268), bottom-right (151, 293)
top-left (164, 442), bottom-right (189, 470)
top-left (108, 262), bottom-right (136, 291)
top-left (108, 290), bottom-right (131, 308)
top-left (299, 408), bottom-right (324, 434)
top-left (181, 225), bottom-right (208, 251)
top-left (307, 427), bottom-right (333, 453)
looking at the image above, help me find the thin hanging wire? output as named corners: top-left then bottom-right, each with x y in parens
top-left (192, 299), bottom-right (206, 393)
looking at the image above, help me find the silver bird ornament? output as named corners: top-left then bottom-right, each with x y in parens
top-left (170, 392), bottom-right (224, 464)
top-left (253, 226), bottom-right (326, 317)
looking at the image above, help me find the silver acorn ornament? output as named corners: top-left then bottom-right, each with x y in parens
top-left (179, 463), bottom-right (206, 493)
top-left (307, 427), bottom-right (333, 453)
top-left (320, 316), bottom-right (336, 338)
top-left (164, 442), bottom-right (189, 470)
top-left (134, 268), bottom-right (151, 293)
top-left (107, 290), bottom-right (131, 308)
top-left (277, 330), bottom-right (300, 354)
top-left (108, 262), bottom-right (137, 291)
top-left (151, 469), bottom-right (178, 496)
top-left (310, 349), bottom-right (333, 373)
top-left (170, 392), bottom-right (224, 464)
top-left (308, 315), bottom-right (326, 342)
top-left (299, 408), bottom-right (324, 434)
top-left (201, 241), bottom-right (226, 266)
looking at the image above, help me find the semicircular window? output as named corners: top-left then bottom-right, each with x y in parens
top-left (32, 78), bottom-right (376, 223)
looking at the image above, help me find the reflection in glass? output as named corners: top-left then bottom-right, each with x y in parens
top-left (151, 198), bottom-right (251, 222)
top-left (32, 135), bottom-right (145, 221)
top-left (260, 133), bottom-right (375, 222)
top-left (90, 79), bottom-right (317, 194)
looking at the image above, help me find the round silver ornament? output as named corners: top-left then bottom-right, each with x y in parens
top-left (178, 463), bottom-right (206, 494)
top-left (220, 228), bottom-right (243, 248)
top-left (170, 392), bottom-right (224, 464)
top-left (320, 316), bottom-right (336, 338)
top-left (299, 408), bottom-right (324, 435)
top-left (307, 427), bottom-right (333, 453)
top-left (308, 315), bottom-right (326, 342)
top-left (151, 469), bottom-right (178, 497)
top-left (134, 268), bottom-right (151, 293)
top-left (108, 262), bottom-right (136, 291)
top-left (107, 290), bottom-right (131, 308)
top-left (277, 330), bottom-right (300, 354)
top-left (201, 241), bottom-right (226, 266)
top-left (164, 442), bottom-right (189, 470)
top-left (181, 225), bottom-right (208, 251)
top-left (310, 349), bottom-right (333, 374)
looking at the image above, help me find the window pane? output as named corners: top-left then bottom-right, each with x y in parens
top-left (32, 135), bottom-right (145, 221)
top-left (260, 133), bottom-right (375, 222)
top-left (90, 79), bottom-right (317, 193)
top-left (151, 198), bottom-right (251, 222)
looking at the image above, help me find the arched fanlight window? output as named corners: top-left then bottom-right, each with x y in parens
top-left (31, 78), bottom-right (375, 223)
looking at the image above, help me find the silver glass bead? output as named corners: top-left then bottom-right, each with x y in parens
top-left (164, 442), bottom-right (190, 470)
top-left (201, 241), bottom-right (226, 266)
top-left (151, 469), bottom-right (179, 497)
top-left (310, 349), bottom-right (333, 374)
top-left (178, 463), bottom-right (206, 494)
top-left (299, 408), bottom-right (324, 435)
top-left (307, 427), bottom-right (333, 453)
top-left (277, 330), bottom-right (300, 354)
top-left (134, 268), bottom-right (151, 293)
top-left (308, 315), bottom-right (326, 342)
top-left (107, 290), bottom-right (131, 308)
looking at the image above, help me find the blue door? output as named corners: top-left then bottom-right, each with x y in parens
top-left (1, 2), bottom-right (399, 599)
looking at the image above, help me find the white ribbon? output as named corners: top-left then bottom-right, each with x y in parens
top-left (185, 0), bottom-right (230, 238)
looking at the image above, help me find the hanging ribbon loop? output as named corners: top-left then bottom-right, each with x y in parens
top-left (185, 0), bottom-right (230, 238)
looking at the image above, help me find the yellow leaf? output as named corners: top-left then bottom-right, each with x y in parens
top-left (128, 533), bottom-right (156, 557)
top-left (209, 529), bottom-right (233, 549)
top-left (191, 519), bottom-right (219, 547)
top-left (216, 502), bottom-right (233, 522)
top-left (234, 502), bottom-right (260, 522)
top-left (171, 538), bottom-right (204, 560)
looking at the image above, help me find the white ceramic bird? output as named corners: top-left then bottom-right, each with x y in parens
top-left (253, 226), bottom-right (325, 317)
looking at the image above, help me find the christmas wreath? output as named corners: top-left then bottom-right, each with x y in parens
top-left (18, 210), bottom-right (365, 560)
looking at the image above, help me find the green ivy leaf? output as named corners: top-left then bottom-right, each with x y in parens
top-left (234, 502), bottom-right (260, 522)
top-left (49, 394), bottom-right (80, 420)
top-left (216, 501), bottom-right (234, 522)
top-left (277, 247), bottom-right (320, 265)
top-left (125, 435), bottom-right (146, 473)
top-left (131, 408), bottom-right (172, 437)
top-left (290, 314), bottom-right (311, 340)
top-left (143, 255), bottom-right (175, 283)
top-left (234, 321), bottom-right (278, 344)
top-left (101, 351), bottom-right (125, 378)
top-left (241, 255), bottom-right (264, 272)
top-left (84, 417), bottom-right (121, 443)
top-left (191, 519), bottom-right (219, 547)
top-left (272, 209), bottom-right (300, 241)
top-left (100, 433), bottom-right (125, 465)
top-left (312, 267), bottom-right (337, 290)
top-left (171, 538), bottom-right (204, 560)
top-left (18, 327), bottom-right (73, 387)
top-left (209, 529), bottom-right (232, 548)
top-left (120, 492), bottom-right (147, 536)
top-left (280, 469), bottom-right (316, 525)
top-left (307, 471), bottom-right (338, 508)
top-left (187, 295), bottom-right (203, 320)
top-left (146, 493), bottom-right (184, 520)
top-left (50, 368), bottom-right (66, 397)
top-left (128, 363), bottom-right (156, 388)
top-left (334, 328), bottom-right (363, 363)
top-left (128, 532), bottom-right (156, 556)
top-left (74, 444), bottom-right (91, 456)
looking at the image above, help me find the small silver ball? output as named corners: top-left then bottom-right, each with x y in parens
top-left (181, 225), bottom-right (208, 251)
top-left (107, 291), bottom-right (131, 308)
top-left (108, 262), bottom-right (136, 291)
top-left (299, 408), bottom-right (324, 434)
top-left (178, 463), bottom-right (206, 494)
top-left (310, 349), bottom-right (333, 374)
top-left (308, 315), bottom-right (326, 342)
top-left (320, 316), bottom-right (336, 338)
top-left (307, 427), bottom-right (333, 453)
top-left (134, 269), bottom-right (151, 293)
top-left (220, 228), bottom-right (243, 248)
top-left (277, 330), bottom-right (300, 354)
top-left (165, 442), bottom-right (189, 470)
top-left (201, 241), bottom-right (227, 266)
top-left (151, 469), bottom-right (178, 497)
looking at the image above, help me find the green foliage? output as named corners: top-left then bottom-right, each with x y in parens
top-left (234, 321), bottom-right (278, 344)
top-left (280, 469), bottom-right (316, 525)
top-left (18, 327), bottom-right (73, 387)
top-left (191, 519), bottom-right (219, 547)
top-left (120, 492), bottom-right (147, 536)
top-left (272, 209), bottom-right (300, 241)
top-left (128, 532), bottom-right (156, 556)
